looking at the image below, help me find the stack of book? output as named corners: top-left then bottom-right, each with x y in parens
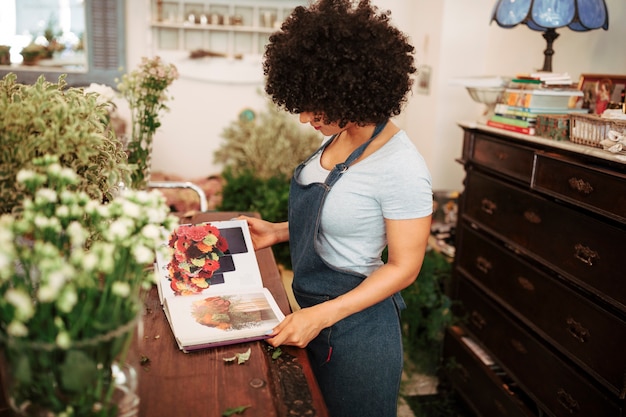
top-left (487, 78), bottom-right (587, 135)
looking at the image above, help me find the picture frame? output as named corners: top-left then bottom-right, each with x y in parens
top-left (573, 74), bottom-right (626, 114)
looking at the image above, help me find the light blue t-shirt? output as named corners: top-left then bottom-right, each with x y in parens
top-left (298, 130), bottom-right (432, 276)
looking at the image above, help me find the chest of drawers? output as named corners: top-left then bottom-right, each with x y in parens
top-left (446, 123), bottom-right (626, 417)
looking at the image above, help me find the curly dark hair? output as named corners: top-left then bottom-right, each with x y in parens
top-left (263, 0), bottom-right (416, 127)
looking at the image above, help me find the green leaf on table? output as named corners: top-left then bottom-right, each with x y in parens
top-left (223, 347), bottom-right (251, 365)
top-left (271, 347), bottom-right (283, 360)
top-left (222, 405), bottom-right (251, 416)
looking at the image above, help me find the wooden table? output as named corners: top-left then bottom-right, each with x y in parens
top-left (137, 211), bottom-right (328, 417)
top-left (0, 212), bottom-right (328, 417)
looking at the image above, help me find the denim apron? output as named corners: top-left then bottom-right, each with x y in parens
top-left (288, 122), bottom-right (405, 417)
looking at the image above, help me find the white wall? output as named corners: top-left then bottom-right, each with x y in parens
top-left (126, 0), bottom-right (626, 189)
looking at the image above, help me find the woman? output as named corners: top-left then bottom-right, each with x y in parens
top-left (241, 1), bottom-right (432, 416)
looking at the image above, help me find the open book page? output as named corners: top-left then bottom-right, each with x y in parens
top-left (154, 219), bottom-right (285, 351)
top-left (155, 219), bottom-right (264, 304)
top-left (163, 287), bottom-right (285, 352)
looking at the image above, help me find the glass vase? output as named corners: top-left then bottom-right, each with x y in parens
top-left (0, 314), bottom-right (141, 417)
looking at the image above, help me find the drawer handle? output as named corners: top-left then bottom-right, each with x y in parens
top-left (523, 210), bottom-right (541, 224)
top-left (475, 256), bottom-right (492, 274)
top-left (566, 317), bottom-right (590, 343)
top-left (568, 177), bottom-right (594, 195)
top-left (470, 310), bottom-right (487, 330)
top-left (510, 338), bottom-right (527, 354)
top-left (517, 276), bottom-right (535, 292)
top-left (574, 243), bottom-right (599, 266)
top-left (557, 388), bottom-right (580, 414)
top-left (481, 198), bottom-right (497, 215)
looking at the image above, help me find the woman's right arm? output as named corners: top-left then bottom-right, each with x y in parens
top-left (237, 215), bottom-right (289, 250)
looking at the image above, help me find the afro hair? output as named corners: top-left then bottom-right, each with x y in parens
top-left (263, 0), bottom-right (417, 127)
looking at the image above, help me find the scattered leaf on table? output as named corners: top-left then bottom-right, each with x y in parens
top-left (222, 405), bottom-right (251, 416)
top-left (271, 347), bottom-right (283, 360)
top-left (223, 348), bottom-right (251, 365)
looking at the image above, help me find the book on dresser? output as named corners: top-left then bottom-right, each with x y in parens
top-left (502, 87), bottom-right (583, 109)
top-left (489, 114), bottom-right (536, 128)
top-left (486, 119), bottom-right (536, 135)
top-left (494, 103), bottom-right (590, 117)
top-left (154, 219), bottom-right (285, 352)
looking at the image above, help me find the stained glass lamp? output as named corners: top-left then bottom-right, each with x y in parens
top-left (491, 0), bottom-right (609, 72)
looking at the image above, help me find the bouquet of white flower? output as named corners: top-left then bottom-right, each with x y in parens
top-left (0, 154), bottom-right (178, 417)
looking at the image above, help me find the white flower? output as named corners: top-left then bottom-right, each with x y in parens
top-left (35, 188), bottom-right (58, 204)
top-left (37, 270), bottom-right (68, 302)
top-left (6, 289), bottom-right (35, 321)
top-left (85, 83), bottom-right (118, 104)
top-left (56, 287), bottom-right (78, 313)
top-left (58, 166), bottom-right (78, 183)
top-left (80, 252), bottom-right (99, 271)
top-left (132, 244), bottom-right (154, 264)
top-left (141, 224), bottom-right (162, 240)
top-left (16, 169), bottom-right (37, 183)
top-left (55, 204), bottom-right (70, 218)
top-left (56, 330), bottom-right (71, 349)
top-left (112, 281), bottom-right (131, 298)
top-left (59, 190), bottom-right (77, 205)
top-left (46, 163), bottom-right (62, 176)
top-left (67, 221), bottom-right (88, 248)
top-left (7, 321), bottom-right (28, 337)
top-left (107, 218), bottom-right (135, 241)
top-left (95, 243), bottom-right (115, 272)
top-left (120, 199), bottom-right (141, 219)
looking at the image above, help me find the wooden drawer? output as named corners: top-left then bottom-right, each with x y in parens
top-left (456, 279), bottom-right (621, 417)
top-left (463, 170), bottom-right (626, 312)
top-left (469, 133), bottom-right (535, 183)
top-left (443, 327), bottom-right (538, 417)
top-left (533, 152), bottom-right (626, 224)
top-left (456, 225), bottom-right (626, 396)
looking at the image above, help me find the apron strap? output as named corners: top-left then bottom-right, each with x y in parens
top-left (325, 121), bottom-right (387, 187)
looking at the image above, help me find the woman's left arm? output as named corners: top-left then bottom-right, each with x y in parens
top-left (266, 215), bottom-right (432, 348)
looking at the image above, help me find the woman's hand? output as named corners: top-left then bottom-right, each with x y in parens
top-left (266, 305), bottom-right (332, 348)
top-left (237, 215), bottom-right (289, 250)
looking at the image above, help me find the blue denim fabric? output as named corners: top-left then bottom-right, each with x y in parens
top-left (288, 123), bottom-right (405, 417)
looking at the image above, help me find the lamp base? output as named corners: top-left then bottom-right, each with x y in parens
top-left (541, 28), bottom-right (559, 72)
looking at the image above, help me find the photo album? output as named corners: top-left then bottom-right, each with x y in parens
top-left (154, 219), bottom-right (285, 352)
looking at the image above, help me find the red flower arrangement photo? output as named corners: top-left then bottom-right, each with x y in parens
top-left (166, 223), bottom-right (229, 295)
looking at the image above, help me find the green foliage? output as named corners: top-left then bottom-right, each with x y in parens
top-left (401, 249), bottom-right (455, 375)
top-left (0, 73), bottom-right (131, 214)
top-left (218, 168), bottom-right (292, 268)
top-left (214, 99), bottom-right (321, 180)
top-left (215, 99), bottom-right (321, 268)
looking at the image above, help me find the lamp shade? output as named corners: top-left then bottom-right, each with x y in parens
top-left (490, 0), bottom-right (609, 71)
top-left (491, 0), bottom-right (609, 31)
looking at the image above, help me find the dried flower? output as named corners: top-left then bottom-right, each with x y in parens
top-left (117, 56), bottom-right (179, 189)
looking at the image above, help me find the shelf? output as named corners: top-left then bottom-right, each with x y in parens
top-left (151, 21), bottom-right (277, 34)
top-left (150, 0), bottom-right (301, 83)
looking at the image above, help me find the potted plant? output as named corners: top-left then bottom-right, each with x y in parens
top-left (400, 248), bottom-right (455, 376)
top-left (0, 73), bottom-right (131, 215)
top-left (0, 155), bottom-right (178, 416)
top-left (214, 99), bottom-right (321, 269)
top-left (0, 45), bottom-right (10, 66)
top-left (19, 43), bottom-right (46, 65)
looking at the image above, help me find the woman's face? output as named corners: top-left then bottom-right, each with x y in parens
top-left (299, 112), bottom-right (345, 136)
